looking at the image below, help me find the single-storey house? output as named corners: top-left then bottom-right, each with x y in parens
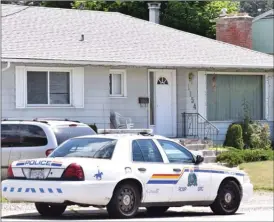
top-left (2, 4), bottom-right (274, 144)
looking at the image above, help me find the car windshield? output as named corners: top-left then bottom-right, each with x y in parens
top-left (49, 137), bottom-right (117, 159)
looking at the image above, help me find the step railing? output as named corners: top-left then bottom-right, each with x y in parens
top-left (182, 112), bottom-right (219, 144)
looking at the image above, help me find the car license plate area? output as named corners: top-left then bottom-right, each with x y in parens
top-left (30, 169), bottom-right (45, 179)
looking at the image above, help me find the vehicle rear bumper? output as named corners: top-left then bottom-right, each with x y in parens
top-left (2, 179), bottom-right (115, 206)
top-left (242, 182), bottom-right (253, 202)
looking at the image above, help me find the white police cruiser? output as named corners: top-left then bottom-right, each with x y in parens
top-left (2, 130), bottom-right (253, 219)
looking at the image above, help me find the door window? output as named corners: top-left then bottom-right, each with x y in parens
top-left (132, 139), bottom-right (163, 163)
top-left (157, 139), bottom-right (194, 163)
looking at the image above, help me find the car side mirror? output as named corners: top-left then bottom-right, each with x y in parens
top-left (195, 155), bottom-right (204, 164)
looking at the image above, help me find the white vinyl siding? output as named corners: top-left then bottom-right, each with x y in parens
top-left (109, 69), bottom-right (127, 97)
top-left (15, 66), bottom-right (84, 108)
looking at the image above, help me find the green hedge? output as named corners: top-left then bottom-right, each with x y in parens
top-left (216, 149), bottom-right (274, 167)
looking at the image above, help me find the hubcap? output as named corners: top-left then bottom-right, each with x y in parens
top-left (118, 188), bottom-right (135, 214)
top-left (123, 195), bottom-right (131, 206)
top-left (224, 193), bottom-right (232, 203)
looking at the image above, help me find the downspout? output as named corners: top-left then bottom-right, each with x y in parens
top-left (2, 61), bottom-right (11, 72)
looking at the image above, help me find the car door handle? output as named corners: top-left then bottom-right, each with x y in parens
top-left (173, 168), bottom-right (181, 172)
top-left (138, 168), bottom-right (146, 172)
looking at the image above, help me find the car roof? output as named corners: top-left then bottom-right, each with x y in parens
top-left (1, 119), bottom-right (89, 127)
top-left (73, 133), bottom-right (169, 140)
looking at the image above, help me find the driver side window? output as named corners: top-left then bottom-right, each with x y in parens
top-left (157, 139), bottom-right (194, 163)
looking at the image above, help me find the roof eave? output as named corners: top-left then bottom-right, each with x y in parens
top-left (2, 58), bottom-right (274, 71)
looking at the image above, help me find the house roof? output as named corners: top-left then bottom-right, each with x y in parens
top-left (253, 9), bottom-right (274, 23)
top-left (2, 4), bottom-right (274, 69)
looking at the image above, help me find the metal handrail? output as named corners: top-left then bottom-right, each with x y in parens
top-left (182, 112), bottom-right (219, 140)
top-left (184, 112), bottom-right (219, 133)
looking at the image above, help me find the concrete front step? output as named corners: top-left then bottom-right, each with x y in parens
top-left (176, 138), bottom-right (213, 146)
top-left (203, 156), bottom-right (217, 163)
top-left (185, 144), bottom-right (208, 151)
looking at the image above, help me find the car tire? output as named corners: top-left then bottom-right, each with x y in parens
top-left (146, 206), bottom-right (169, 216)
top-left (210, 180), bottom-right (241, 215)
top-left (107, 182), bottom-right (141, 219)
top-left (35, 203), bottom-right (67, 217)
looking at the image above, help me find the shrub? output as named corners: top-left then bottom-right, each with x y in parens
top-left (216, 151), bottom-right (244, 167)
top-left (217, 149), bottom-right (274, 166)
top-left (89, 123), bottom-right (98, 133)
top-left (224, 124), bottom-right (244, 149)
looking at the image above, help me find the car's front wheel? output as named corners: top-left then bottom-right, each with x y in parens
top-left (35, 202), bottom-right (67, 217)
top-left (146, 206), bottom-right (169, 216)
top-left (107, 182), bottom-right (141, 219)
top-left (210, 180), bottom-right (241, 215)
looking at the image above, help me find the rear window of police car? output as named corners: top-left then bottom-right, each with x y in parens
top-left (53, 126), bottom-right (96, 145)
top-left (49, 137), bottom-right (117, 159)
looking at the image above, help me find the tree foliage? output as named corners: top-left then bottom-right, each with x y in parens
top-left (240, 0), bottom-right (273, 17)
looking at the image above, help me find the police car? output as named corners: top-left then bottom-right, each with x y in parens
top-left (2, 130), bottom-right (253, 219)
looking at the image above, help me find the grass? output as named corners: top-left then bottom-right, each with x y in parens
top-left (240, 160), bottom-right (274, 191)
top-left (208, 147), bottom-right (229, 152)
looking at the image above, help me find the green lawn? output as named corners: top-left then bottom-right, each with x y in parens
top-left (209, 147), bottom-right (228, 151)
top-left (240, 161), bottom-right (274, 191)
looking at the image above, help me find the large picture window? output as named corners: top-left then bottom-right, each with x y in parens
top-left (27, 71), bottom-right (70, 105)
top-left (206, 74), bottom-right (263, 121)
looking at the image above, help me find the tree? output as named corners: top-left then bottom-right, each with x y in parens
top-left (42, 1), bottom-right (73, 8)
top-left (240, 0), bottom-right (273, 17)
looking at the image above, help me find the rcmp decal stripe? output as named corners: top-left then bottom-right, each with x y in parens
top-left (2, 187), bottom-right (63, 194)
top-left (147, 167), bottom-right (244, 184)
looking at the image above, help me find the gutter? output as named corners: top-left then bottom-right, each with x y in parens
top-left (2, 61), bottom-right (11, 72)
top-left (1, 58), bottom-right (274, 71)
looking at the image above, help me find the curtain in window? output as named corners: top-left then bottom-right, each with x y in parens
top-left (27, 71), bottom-right (48, 104)
top-left (207, 75), bottom-right (263, 121)
top-left (50, 72), bottom-right (70, 104)
top-left (112, 74), bottom-right (122, 95)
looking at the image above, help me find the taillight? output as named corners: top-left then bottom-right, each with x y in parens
top-left (61, 163), bottom-right (85, 181)
top-left (45, 149), bottom-right (54, 156)
top-left (7, 164), bottom-right (14, 178)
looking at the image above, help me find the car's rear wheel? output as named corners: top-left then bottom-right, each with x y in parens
top-left (210, 180), bottom-right (241, 215)
top-left (35, 203), bottom-right (67, 217)
top-left (146, 206), bottom-right (169, 216)
top-left (107, 182), bottom-right (141, 219)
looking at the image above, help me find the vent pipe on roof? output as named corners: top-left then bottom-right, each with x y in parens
top-left (148, 2), bottom-right (161, 24)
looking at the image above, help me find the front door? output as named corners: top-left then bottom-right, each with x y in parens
top-left (154, 70), bottom-right (174, 137)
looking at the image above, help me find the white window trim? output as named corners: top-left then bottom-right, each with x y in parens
top-left (24, 66), bottom-right (73, 107)
top-left (109, 69), bottom-right (127, 98)
top-left (198, 71), bottom-right (274, 122)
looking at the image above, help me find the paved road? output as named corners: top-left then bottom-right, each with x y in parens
top-left (1, 192), bottom-right (273, 221)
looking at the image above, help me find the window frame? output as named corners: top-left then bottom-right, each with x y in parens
top-left (25, 67), bottom-right (72, 107)
top-left (156, 139), bottom-right (195, 164)
top-left (131, 138), bottom-right (164, 163)
top-left (109, 69), bottom-right (127, 98)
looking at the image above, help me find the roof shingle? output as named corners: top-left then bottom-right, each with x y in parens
top-left (2, 4), bottom-right (274, 69)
